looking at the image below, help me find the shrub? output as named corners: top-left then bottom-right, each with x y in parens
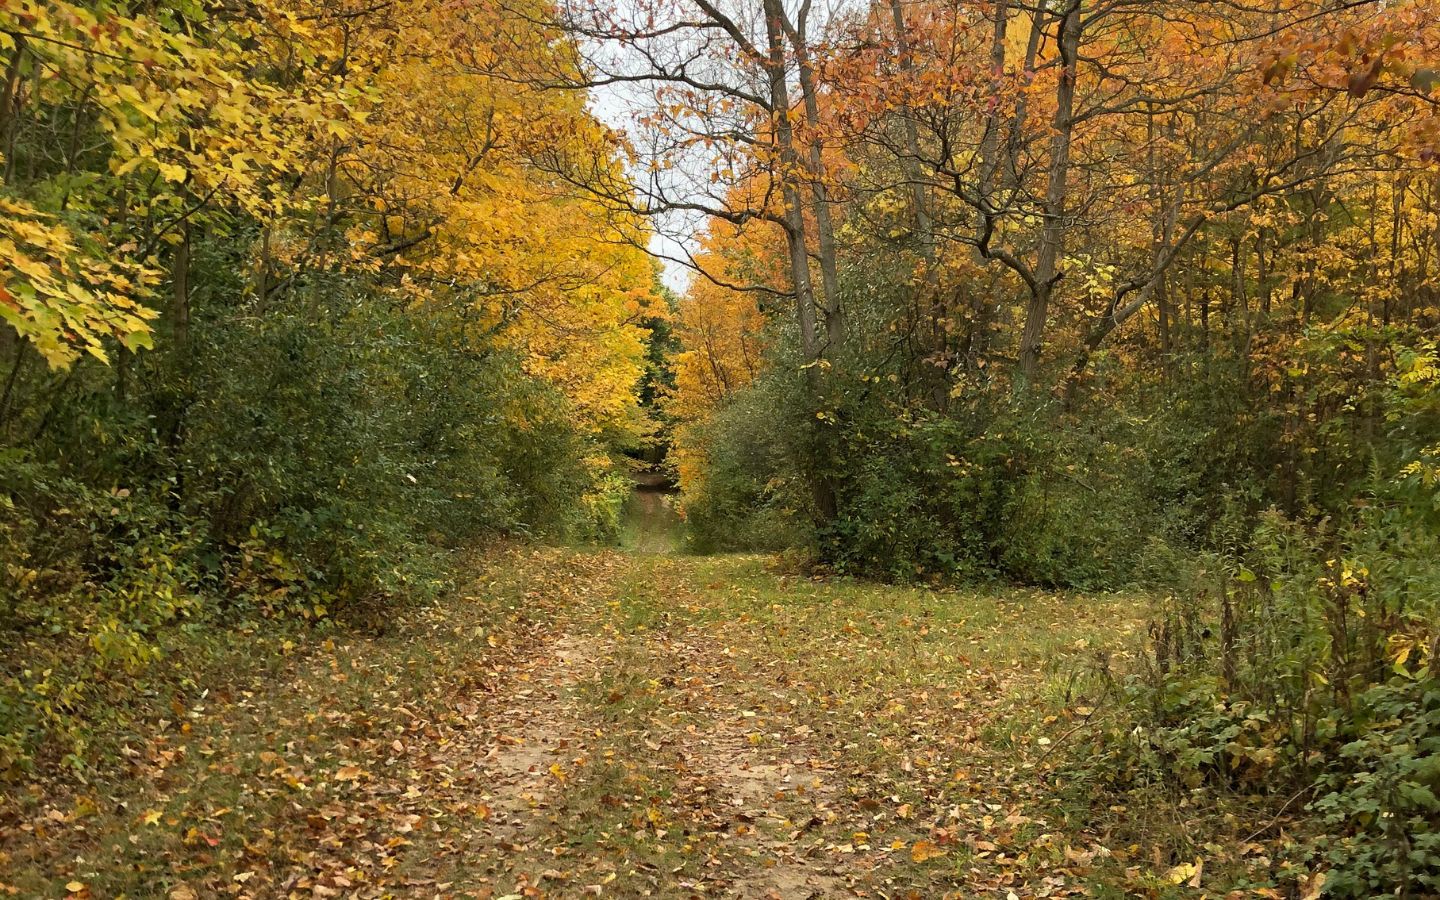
top-left (678, 370), bottom-right (815, 553)
top-left (0, 243), bottom-right (631, 770)
top-left (1087, 504), bottom-right (1440, 896)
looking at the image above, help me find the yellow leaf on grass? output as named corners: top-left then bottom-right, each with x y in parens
top-left (910, 840), bottom-right (946, 863)
top-left (335, 765), bottom-right (363, 781)
top-left (1166, 858), bottom-right (1203, 886)
top-left (65, 883), bottom-right (85, 895)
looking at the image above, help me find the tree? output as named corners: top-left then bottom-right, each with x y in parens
top-left (526, 0), bottom-right (863, 518)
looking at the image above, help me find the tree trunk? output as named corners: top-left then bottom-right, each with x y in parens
top-left (1017, 0), bottom-right (1080, 385)
top-left (763, 0), bottom-right (837, 523)
top-left (888, 0), bottom-right (948, 404)
top-left (172, 222), bottom-right (192, 355)
top-left (785, 6), bottom-right (844, 350)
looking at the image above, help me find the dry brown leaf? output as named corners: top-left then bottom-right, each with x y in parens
top-left (1300, 871), bottom-right (1327, 900)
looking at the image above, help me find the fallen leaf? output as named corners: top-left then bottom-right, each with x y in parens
top-left (1166, 860), bottom-right (1200, 885)
top-left (1300, 871), bottom-right (1327, 900)
top-left (911, 840), bottom-right (946, 863)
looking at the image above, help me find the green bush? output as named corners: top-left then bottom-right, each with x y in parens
top-left (0, 237), bottom-right (630, 771)
top-left (1312, 676), bottom-right (1440, 895)
top-left (811, 386), bottom-right (1220, 589)
top-left (680, 370), bottom-right (815, 553)
top-left (677, 267), bottom-right (1272, 590)
top-left (1082, 503), bottom-right (1440, 896)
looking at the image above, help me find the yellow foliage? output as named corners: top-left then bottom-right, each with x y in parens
top-left (667, 220), bottom-right (780, 494)
top-left (0, 0), bottom-right (356, 366)
top-left (308, 0), bottom-right (663, 436)
top-left (2, 0), bottom-right (660, 440)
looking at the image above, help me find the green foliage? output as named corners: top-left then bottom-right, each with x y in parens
top-left (0, 233), bottom-right (629, 772)
top-left (1077, 499), bottom-right (1440, 895)
top-left (680, 258), bottom-right (1285, 590)
top-left (1312, 676), bottom-right (1440, 895)
top-left (0, 454), bottom-right (202, 771)
top-left (702, 369), bottom-right (1231, 589)
top-left (680, 369), bottom-right (814, 553)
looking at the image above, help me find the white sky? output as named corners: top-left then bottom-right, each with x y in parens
top-left (575, 0), bottom-right (856, 298)
top-left (587, 86), bottom-right (700, 296)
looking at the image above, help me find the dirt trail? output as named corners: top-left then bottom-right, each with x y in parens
top-left (436, 595), bottom-right (853, 897)
top-left (398, 491), bottom-right (1099, 898)
top-left (620, 484), bottom-right (685, 555)
top-left (473, 634), bottom-right (600, 838)
top-left (646, 632), bottom-right (848, 899)
top-left (5, 505), bottom-right (1140, 898)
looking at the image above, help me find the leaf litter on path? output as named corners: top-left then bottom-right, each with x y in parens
top-left (2, 546), bottom-right (1156, 898)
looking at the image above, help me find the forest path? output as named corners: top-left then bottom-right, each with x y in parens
top-left (618, 482), bottom-right (685, 555)
top-left (382, 546), bottom-right (1150, 898)
top-left (3, 543), bottom-right (1149, 899)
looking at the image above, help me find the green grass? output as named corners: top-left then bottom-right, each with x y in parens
top-left (618, 489), bottom-right (686, 554)
top-left (2, 542), bottom-right (1178, 897)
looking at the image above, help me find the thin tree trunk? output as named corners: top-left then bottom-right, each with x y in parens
top-left (1146, 105), bottom-right (1172, 355)
top-left (785, 3), bottom-right (844, 349)
top-left (763, 0), bottom-right (837, 522)
top-left (764, 14), bottom-right (820, 364)
top-left (978, 0), bottom-right (1010, 201)
top-left (1017, 0), bottom-right (1081, 384)
top-left (888, 0), bottom-right (946, 404)
top-left (1005, 11), bottom-right (1046, 191)
top-left (0, 339), bottom-right (27, 437)
top-left (0, 37), bottom-right (25, 169)
top-left (173, 222), bottom-right (192, 355)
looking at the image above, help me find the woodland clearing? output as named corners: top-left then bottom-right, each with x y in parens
top-left (1, 511), bottom-right (1209, 900)
top-left (5, 1), bottom-right (1438, 894)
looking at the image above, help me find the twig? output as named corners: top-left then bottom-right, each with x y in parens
top-left (1240, 784), bottom-right (1316, 845)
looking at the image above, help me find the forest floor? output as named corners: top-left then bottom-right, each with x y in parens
top-left (1, 497), bottom-right (1181, 899)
